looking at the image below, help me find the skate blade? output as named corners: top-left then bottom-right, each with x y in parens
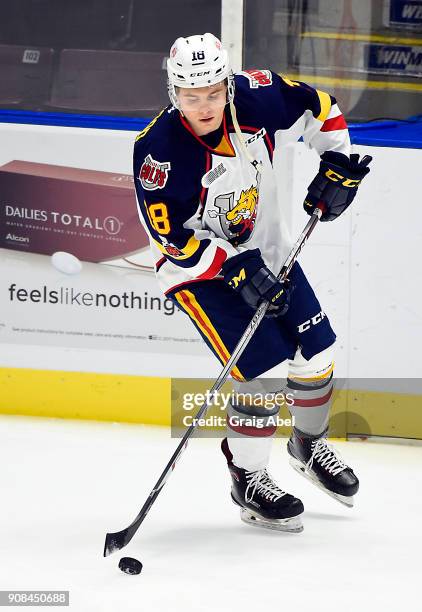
top-left (240, 508), bottom-right (304, 533)
top-left (289, 457), bottom-right (354, 508)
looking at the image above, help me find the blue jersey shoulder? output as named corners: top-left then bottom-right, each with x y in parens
top-left (234, 70), bottom-right (325, 131)
top-left (133, 105), bottom-right (177, 161)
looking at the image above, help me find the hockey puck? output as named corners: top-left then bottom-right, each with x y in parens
top-left (118, 557), bottom-right (143, 575)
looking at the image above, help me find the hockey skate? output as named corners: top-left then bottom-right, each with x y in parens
top-left (221, 439), bottom-right (304, 533)
top-left (287, 427), bottom-right (359, 507)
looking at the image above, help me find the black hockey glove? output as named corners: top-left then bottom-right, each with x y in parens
top-left (304, 152), bottom-right (372, 222)
top-left (222, 249), bottom-right (291, 317)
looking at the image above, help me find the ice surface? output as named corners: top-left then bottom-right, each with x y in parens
top-left (0, 415), bottom-right (420, 611)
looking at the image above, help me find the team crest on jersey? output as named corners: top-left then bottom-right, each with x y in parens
top-left (139, 155), bottom-right (171, 191)
top-left (208, 184), bottom-right (259, 244)
top-left (242, 69), bottom-right (273, 88)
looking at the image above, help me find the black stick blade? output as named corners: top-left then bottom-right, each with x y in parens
top-left (104, 527), bottom-right (135, 557)
top-left (103, 490), bottom-right (160, 557)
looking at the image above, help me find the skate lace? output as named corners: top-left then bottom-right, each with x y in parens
top-left (245, 469), bottom-right (287, 503)
top-left (306, 438), bottom-right (347, 476)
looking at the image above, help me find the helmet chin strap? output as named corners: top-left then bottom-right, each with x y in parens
top-left (229, 101), bottom-right (263, 176)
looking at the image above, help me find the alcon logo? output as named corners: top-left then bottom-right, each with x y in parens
top-left (4, 205), bottom-right (122, 236)
top-left (6, 233), bottom-right (29, 243)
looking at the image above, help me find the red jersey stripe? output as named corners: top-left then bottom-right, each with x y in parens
top-left (196, 246), bottom-right (227, 280)
top-left (321, 115), bottom-right (347, 132)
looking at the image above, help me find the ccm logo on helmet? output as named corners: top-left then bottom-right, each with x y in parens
top-left (190, 70), bottom-right (211, 77)
top-left (297, 311), bottom-right (326, 333)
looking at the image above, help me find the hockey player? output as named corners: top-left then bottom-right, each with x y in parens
top-left (133, 33), bottom-right (371, 532)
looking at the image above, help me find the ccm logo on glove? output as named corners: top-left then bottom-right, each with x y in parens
top-left (324, 169), bottom-right (361, 188)
top-left (304, 151), bottom-right (372, 222)
top-left (222, 248), bottom-right (291, 318)
top-left (229, 268), bottom-right (246, 288)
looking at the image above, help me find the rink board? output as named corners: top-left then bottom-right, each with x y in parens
top-left (1, 367), bottom-right (421, 440)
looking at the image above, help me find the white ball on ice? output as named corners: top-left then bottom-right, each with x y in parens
top-left (51, 251), bottom-right (83, 275)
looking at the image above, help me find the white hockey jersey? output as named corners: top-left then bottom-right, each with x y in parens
top-left (133, 70), bottom-right (350, 294)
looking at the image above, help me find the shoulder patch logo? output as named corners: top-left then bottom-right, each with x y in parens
top-left (242, 69), bottom-right (273, 88)
top-left (139, 155), bottom-right (171, 191)
top-left (201, 162), bottom-right (227, 188)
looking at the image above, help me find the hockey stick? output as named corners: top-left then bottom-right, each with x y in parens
top-left (103, 206), bottom-right (323, 557)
